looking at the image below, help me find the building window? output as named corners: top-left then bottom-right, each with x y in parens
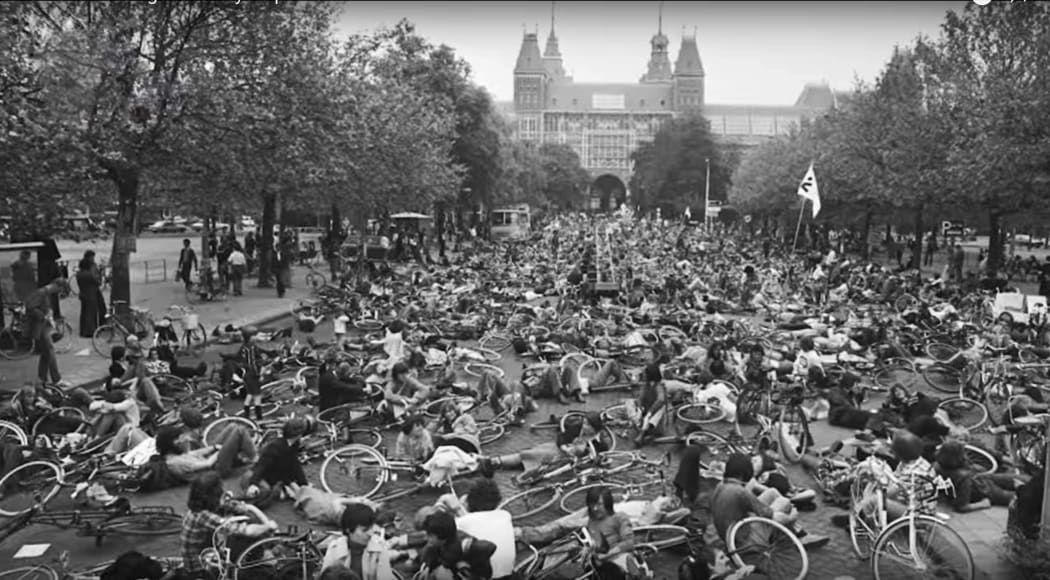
top-left (640, 99), bottom-right (646, 106)
top-left (572, 98), bottom-right (578, 106)
top-left (660, 99), bottom-right (666, 107)
top-left (552, 98), bottom-right (557, 106)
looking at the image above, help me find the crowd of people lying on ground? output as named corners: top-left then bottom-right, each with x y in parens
top-left (1, 211), bottom-right (1048, 580)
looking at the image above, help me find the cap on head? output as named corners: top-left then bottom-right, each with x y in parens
top-left (241, 326), bottom-right (259, 338)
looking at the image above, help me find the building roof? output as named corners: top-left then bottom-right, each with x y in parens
top-left (546, 82), bottom-right (675, 113)
top-left (514, 33), bottom-right (546, 74)
top-left (674, 36), bottom-right (704, 77)
top-left (794, 82), bottom-right (838, 109)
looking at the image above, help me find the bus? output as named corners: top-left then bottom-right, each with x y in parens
top-left (491, 204), bottom-right (531, 240)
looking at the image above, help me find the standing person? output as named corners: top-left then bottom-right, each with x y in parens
top-left (237, 326), bottom-right (268, 420)
top-left (75, 257), bottom-right (103, 338)
top-left (1039, 257), bottom-right (1050, 299)
top-left (924, 232), bottom-right (938, 268)
top-left (952, 244), bottom-right (965, 282)
top-left (10, 250), bottom-right (36, 303)
top-left (228, 244), bottom-right (246, 297)
top-left (273, 245), bottom-right (286, 298)
top-left (243, 231), bottom-right (256, 275)
top-left (177, 239), bottom-right (197, 291)
top-left (25, 278), bottom-right (66, 385)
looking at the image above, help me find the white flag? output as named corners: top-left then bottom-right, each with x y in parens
top-left (797, 163), bottom-right (821, 218)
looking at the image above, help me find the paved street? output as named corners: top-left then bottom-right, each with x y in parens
top-left (0, 311), bottom-right (1020, 579)
top-left (0, 259), bottom-right (315, 394)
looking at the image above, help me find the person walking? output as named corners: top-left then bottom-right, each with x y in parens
top-left (26, 278), bottom-right (67, 384)
top-left (177, 239), bottom-right (197, 291)
top-left (228, 244), bottom-right (246, 297)
top-left (243, 231), bottom-right (256, 275)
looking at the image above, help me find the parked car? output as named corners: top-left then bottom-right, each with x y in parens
top-left (147, 220), bottom-right (191, 234)
top-left (1012, 234), bottom-right (1046, 248)
top-left (190, 221), bottom-right (230, 233)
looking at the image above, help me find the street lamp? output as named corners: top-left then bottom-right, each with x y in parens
top-left (703, 158), bottom-right (711, 231)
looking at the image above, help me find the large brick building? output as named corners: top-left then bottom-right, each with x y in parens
top-left (504, 15), bottom-right (839, 210)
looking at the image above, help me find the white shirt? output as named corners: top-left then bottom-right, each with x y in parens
top-left (333, 314), bottom-right (349, 336)
top-left (228, 250), bottom-right (246, 266)
top-left (456, 510), bottom-right (515, 578)
top-left (383, 331), bottom-right (404, 361)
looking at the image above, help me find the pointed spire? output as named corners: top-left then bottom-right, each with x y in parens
top-left (551, 1), bottom-right (556, 35)
top-left (658, 1), bottom-right (664, 35)
top-left (642, 1), bottom-right (671, 82)
top-left (542, 0), bottom-right (565, 78)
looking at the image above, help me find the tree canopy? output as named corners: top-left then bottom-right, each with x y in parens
top-left (729, 1), bottom-right (1050, 274)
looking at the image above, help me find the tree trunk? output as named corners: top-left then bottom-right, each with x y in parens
top-left (988, 212), bottom-right (1002, 277)
top-left (434, 201), bottom-right (446, 258)
top-left (257, 192), bottom-right (277, 288)
top-left (912, 205), bottom-right (924, 269)
top-left (105, 162), bottom-right (139, 327)
top-left (861, 210), bottom-right (872, 259)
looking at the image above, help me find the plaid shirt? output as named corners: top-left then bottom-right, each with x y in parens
top-left (181, 510), bottom-right (250, 573)
top-left (895, 457), bottom-right (938, 514)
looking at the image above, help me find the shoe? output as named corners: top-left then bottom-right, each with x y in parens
top-left (801, 534), bottom-right (830, 549)
top-left (557, 392), bottom-right (569, 405)
top-left (830, 514), bottom-right (850, 528)
top-left (196, 362), bottom-right (208, 376)
top-left (789, 488), bottom-right (818, 504)
top-left (573, 391), bottom-right (585, 403)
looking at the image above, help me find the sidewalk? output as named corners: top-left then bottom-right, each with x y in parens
top-left (0, 268), bottom-right (314, 393)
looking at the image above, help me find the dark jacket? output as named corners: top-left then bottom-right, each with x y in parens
top-left (318, 371), bottom-right (366, 411)
top-left (249, 438), bottom-right (307, 487)
top-left (420, 532), bottom-right (497, 580)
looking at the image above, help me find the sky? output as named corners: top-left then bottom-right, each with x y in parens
top-left (333, 1), bottom-right (972, 106)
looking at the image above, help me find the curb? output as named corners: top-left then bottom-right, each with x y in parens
top-left (69, 306), bottom-right (295, 394)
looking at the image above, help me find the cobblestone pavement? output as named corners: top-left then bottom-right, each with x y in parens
top-left (0, 313), bottom-right (1020, 579)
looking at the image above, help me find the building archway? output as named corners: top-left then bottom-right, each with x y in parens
top-left (591, 174), bottom-right (627, 212)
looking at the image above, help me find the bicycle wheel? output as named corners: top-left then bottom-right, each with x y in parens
top-left (499, 486), bottom-right (561, 521)
top-left (924, 342), bottom-right (960, 363)
top-left (234, 535), bottom-right (325, 580)
top-left (871, 515), bottom-right (974, 580)
top-left (676, 402), bottom-right (728, 426)
top-left (937, 398), bottom-right (987, 431)
top-left (51, 319), bottom-right (74, 354)
top-left (872, 364), bottom-right (918, 391)
top-left (202, 416), bottom-right (257, 446)
top-left (922, 364), bottom-right (963, 394)
top-left (479, 333), bottom-right (513, 352)
top-left (727, 516), bottom-right (808, 580)
top-left (559, 482), bottom-right (630, 514)
top-left (964, 444), bottom-right (998, 474)
top-left (423, 396), bottom-right (479, 419)
top-left (477, 421), bottom-right (505, 445)
top-left (464, 362), bottom-right (504, 378)
top-left (1015, 429), bottom-right (1045, 472)
top-left (183, 322), bottom-right (208, 354)
top-left (0, 566), bottom-right (59, 580)
top-left (849, 475), bottom-right (885, 559)
top-left (96, 508), bottom-right (183, 537)
top-left (0, 420), bottom-right (28, 446)
top-left (776, 404), bottom-right (810, 464)
top-left (319, 444), bottom-right (388, 498)
top-left (0, 461), bottom-right (63, 516)
top-left (305, 271), bottom-right (326, 291)
top-left (632, 524), bottom-right (690, 551)
top-left (0, 328), bottom-right (34, 360)
top-left (151, 374), bottom-right (194, 400)
top-left (32, 407), bottom-right (87, 438)
top-left (92, 324), bottom-right (123, 357)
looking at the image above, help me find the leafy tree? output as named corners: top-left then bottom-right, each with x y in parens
top-left (922, 2), bottom-right (1050, 274)
top-left (538, 144), bottom-right (590, 210)
top-left (23, 1), bottom-right (275, 318)
top-left (629, 114), bottom-right (731, 215)
top-left (493, 138), bottom-right (546, 207)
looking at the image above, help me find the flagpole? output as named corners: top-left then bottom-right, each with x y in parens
top-left (791, 198), bottom-right (807, 254)
top-left (703, 157), bottom-right (711, 232)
